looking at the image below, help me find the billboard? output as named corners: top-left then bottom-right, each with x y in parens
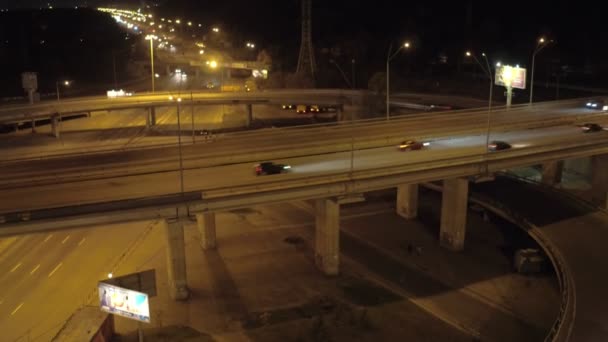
top-left (21, 72), bottom-right (38, 91)
top-left (98, 282), bottom-right (150, 323)
top-left (495, 65), bottom-right (526, 89)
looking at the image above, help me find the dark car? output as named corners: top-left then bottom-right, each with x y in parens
top-left (398, 140), bottom-right (426, 151)
top-left (488, 140), bottom-right (512, 152)
top-left (581, 123), bottom-right (603, 133)
top-left (281, 104), bottom-right (295, 110)
top-left (255, 162), bottom-right (291, 176)
top-left (585, 100), bottom-right (607, 110)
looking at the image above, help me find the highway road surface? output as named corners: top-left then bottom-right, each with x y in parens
top-left (0, 222), bottom-right (148, 341)
top-left (0, 120), bottom-right (607, 214)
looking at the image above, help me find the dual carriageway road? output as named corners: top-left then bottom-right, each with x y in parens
top-left (0, 98), bottom-right (607, 214)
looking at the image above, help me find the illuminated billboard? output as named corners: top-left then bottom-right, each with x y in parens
top-left (98, 282), bottom-right (150, 323)
top-left (495, 65), bottom-right (526, 89)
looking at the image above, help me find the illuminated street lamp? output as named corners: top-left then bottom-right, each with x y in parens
top-left (246, 42), bottom-right (255, 49)
top-left (386, 41), bottom-right (411, 120)
top-left (187, 21), bottom-right (192, 26)
top-left (56, 80), bottom-right (71, 101)
top-left (212, 27), bottom-right (220, 33)
top-left (529, 37), bottom-right (553, 104)
top-left (169, 95), bottom-right (185, 195)
top-left (175, 19), bottom-right (181, 24)
top-left (209, 60), bottom-right (218, 69)
top-left (145, 34), bottom-right (158, 92)
top-left (466, 51), bottom-right (494, 155)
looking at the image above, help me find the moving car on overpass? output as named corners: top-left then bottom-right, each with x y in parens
top-left (581, 123), bottom-right (604, 133)
top-left (255, 162), bottom-right (291, 176)
top-left (488, 140), bottom-right (512, 152)
top-left (398, 140), bottom-right (429, 151)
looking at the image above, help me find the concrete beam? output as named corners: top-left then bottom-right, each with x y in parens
top-left (591, 154), bottom-right (608, 209)
top-left (164, 219), bottom-right (189, 300)
top-left (541, 160), bottom-right (564, 186)
top-left (315, 198), bottom-right (340, 275)
top-left (440, 178), bottom-right (469, 251)
top-left (196, 212), bottom-right (217, 250)
top-left (396, 184), bottom-right (418, 219)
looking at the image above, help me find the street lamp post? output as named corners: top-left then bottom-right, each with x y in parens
top-left (173, 97), bottom-right (185, 195)
top-left (145, 35), bottom-right (158, 93)
top-left (466, 51), bottom-right (494, 162)
top-left (530, 37), bottom-right (551, 104)
top-left (329, 60), bottom-right (352, 88)
top-left (56, 80), bottom-right (70, 101)
top-left (386, 41), bottom-right (411, 120)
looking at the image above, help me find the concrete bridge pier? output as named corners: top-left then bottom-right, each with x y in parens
top-left (164, 219), bottom-right (189, 300)
top-left (146, 107), bottom-right (157, 128)
top-left (541, 160), bottom-right (564, 185)
top-left (315, 198), bottom-right (340, 275)
top-left (591, 154), bottom-right (608, 209)
top-left (196, 212), bottom-right (217, 250)
top-left (440, 178), bottom-right (469, 251)
top-left (51, 114), bottom-right (60, 138)
top-left (396, 184), bottom-right (418, 219)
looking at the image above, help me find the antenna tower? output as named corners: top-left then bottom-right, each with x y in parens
top-left (296, 0), bottom-right (316, 79)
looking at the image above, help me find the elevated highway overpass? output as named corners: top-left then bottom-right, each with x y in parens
top-left (1, 95), bottom-right (608, 340)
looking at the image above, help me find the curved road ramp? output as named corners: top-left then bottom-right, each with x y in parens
top-left (468, 173), bottom-right (607, 342)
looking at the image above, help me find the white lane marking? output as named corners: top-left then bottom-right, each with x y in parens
top-left (10, 262), bottom-right (22, 273)
top-left (61, 235), bottom-right (70, 244)
top-left (78, 238), bottom-right (86, 246)
top-left (43, 234), bottom-right (53, 243)
top-left (30, 264), bottom-right (40, 275)
top-left (11, 303), bottom-right (23, 316)
top-left (48, 262), bottom-right (63, 278)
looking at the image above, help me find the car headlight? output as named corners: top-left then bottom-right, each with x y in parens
top-left (603, 105), bottom-right (608, 111)
top-left (283, 165), bottom-right (291, 169)
top-left (587, 102), bottom-right (592, 106)
top-left (592, 103), bottom-right (598, 107)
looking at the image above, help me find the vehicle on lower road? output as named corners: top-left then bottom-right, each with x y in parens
top-left (585, 100), bottom-right (607, 110)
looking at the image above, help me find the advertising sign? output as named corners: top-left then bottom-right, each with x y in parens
top-left (21, 72), bottom-right (38, 91)
top-left (495, 65), bottom-right (526, 89)
top-left (98, 282), bottom-right (150, 323)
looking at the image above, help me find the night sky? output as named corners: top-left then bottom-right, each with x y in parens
top-left (1, 0), bottom-right (608, 93)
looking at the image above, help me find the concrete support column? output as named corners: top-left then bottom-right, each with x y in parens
top-left (315, 198), bottom-right (340, 275)
top-left (440, 178), bottom-right (469, 251)
top-left (396, 184), bottom-right (418, 219)
top-left (541, 160), bottom-right (564, 186)
top-left (164, 219), bottom-right (189, 300)
top-left (336, 107), bottom-right (344, 122)
top-left (166, 65), bottom-right (171, 76)
top-left (196, 212), bottom-right (217, 250)
top-left (51, 115), bottom-right (60, 138)
top-left (31, 119), bottom-right (36, 133)
top-left (591, 154), bottom-right (608, 209)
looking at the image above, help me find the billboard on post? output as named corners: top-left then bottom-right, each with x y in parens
top-left (98, 282), bottom-right (150, 323)
top-left (495, 65), bottom-right (527, 89)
